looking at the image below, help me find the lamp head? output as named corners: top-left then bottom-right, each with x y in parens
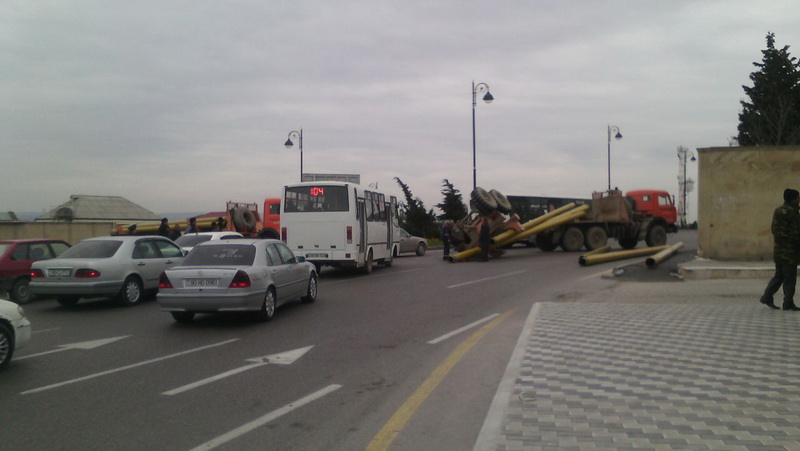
top-left (482, 92), bottom-right (494, 104)
top-left (284, 138), bottom-right (294, 149)
top-left (614, 131), bottom-right (622, 140)
top-left (690, 155), bottom-right (696, 162)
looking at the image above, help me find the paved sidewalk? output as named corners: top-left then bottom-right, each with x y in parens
top-left (475, 276), bottom-right (800, 450)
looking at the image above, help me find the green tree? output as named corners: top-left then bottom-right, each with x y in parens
top-left (394, 177), bottom-right (439, 238)
top-left (436, 179), bottom-right (468, 220)
top-left (738, 32), bottom-right (800, 145)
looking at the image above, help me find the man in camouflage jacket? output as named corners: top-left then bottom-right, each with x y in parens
top-left (760, 189), bottom-right (800, 310)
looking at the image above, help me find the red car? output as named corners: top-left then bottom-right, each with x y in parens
top-left (0, 239), bottom-right (70, 304)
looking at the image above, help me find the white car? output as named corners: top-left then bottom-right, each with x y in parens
top-left (174, 231), bottom-right (244, 254)
top-left (30, 235), bottom-right (185, 307)
top-left (0, 299), bottom-right (31, 370)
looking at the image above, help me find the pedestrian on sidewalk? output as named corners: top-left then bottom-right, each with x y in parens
top-left (760, 188), bottom-right (800, 311)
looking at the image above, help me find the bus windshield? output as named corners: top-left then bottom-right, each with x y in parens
top-left (284, 185), bottom-right (349, 213)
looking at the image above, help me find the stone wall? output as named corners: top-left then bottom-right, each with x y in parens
top-left (0, 222), bottom-right (116, 244)
top-left (697, 146), bottom-right (800, 260)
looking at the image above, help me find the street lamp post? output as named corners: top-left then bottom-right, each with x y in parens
top-left (607, 125), bottom-right (622, 191)
top-left (677, 146), bottom-right (696, 227)
top-left (472, 81), bottom-right (494, 191)
top-left (284, 129), bottom-right (303, 182)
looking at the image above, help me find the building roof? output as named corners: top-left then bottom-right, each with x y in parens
top-left (0, 211), bottom-right (19, 222)
top-left (36, 195), bottom-right (161, 222)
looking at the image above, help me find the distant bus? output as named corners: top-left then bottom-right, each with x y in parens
top-left (281, 182), bottom-right (399, 274)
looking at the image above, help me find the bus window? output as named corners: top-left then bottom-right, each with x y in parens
top-left (378, 193), bottom-right (386, 221)
top-left (284, 185), bottom-right (349, 212)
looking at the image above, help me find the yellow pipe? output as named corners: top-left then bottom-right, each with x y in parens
top-left (491, 202), bottom-right (578, 244)
top-left (645, 242), bottom-right (684, 268)
top-left (493, 205), bottom-right (589, 248)
top-left (578, 245), bottom-right (669, 266)
top-left (452, 205), bottom-right (589, 261)
top-left (582, 245), bottom-right (611, 257)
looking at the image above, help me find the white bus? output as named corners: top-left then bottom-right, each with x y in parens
top-left (281, 182), bottom-right (399, 274)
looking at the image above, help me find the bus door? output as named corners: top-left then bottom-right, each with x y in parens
top-left (386, 196), bottom-right (397, 252)
top-left (357, 198), bottom-right (367, 259)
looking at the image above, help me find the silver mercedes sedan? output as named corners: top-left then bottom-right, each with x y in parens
top-left (157, 239), bottom-right (317, 323)
top-left (30, 236), bottom-right (185, 307)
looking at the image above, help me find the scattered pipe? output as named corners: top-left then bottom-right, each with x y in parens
top-left (645, 241), bottom-right (684, 268)
top-left (490, 202), bottom-right (577, 244)
top-left (582, 245), bottom-right (611, 257)
top-left (578, 244), bottom-right (669, 266)
top-left (452, 204), bottom-right (590, 261)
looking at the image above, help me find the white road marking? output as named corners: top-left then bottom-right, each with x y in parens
top-left (427, 314), bottom-right (501, 344)
top-left (20, 339), bottom-right (239, 395)
top-left (446, 270), bottom-right (527, 289)
top-left (323, 268), bottom-right (423, 284)
top-left (162, 345), bottom-right (314, 396)
top-left (189, 384), bottom-right (343, 451)
top-left (16, 335), bottom-right (131, 360)
top-left (30, 327), bottom-right (61, 334)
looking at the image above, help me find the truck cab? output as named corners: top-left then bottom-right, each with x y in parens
top-left (260, 198), bottom-right (281, 239)
top-left (625, 190), bottom-right (678, 232)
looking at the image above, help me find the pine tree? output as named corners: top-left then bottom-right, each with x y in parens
top-left (394, 177), bottom-right (439, 237)
top-left (436, 179), bottom-right (468, 220)
top-left (738, 32), bottom-right (800, 145)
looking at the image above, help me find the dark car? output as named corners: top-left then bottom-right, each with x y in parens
top-left (0, 239), bottom-right (71, 304)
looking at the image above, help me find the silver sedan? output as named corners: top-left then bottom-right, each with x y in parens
top-left (30, 236), bottom-right (184, 307)
top-left (157, 239), bottom-right (318, 323)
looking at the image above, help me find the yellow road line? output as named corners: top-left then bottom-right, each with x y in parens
top-left (366, 309), bottom-right (516, 451)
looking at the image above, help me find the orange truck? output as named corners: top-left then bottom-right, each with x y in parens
top-left (259, 198), bottom-right (281, 239)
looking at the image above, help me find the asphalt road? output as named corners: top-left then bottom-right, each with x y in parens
top-left (0, 232), bottom-right (695, 450)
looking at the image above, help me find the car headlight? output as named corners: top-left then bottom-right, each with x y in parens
top-left (17, 305), bottom-right (25, 317)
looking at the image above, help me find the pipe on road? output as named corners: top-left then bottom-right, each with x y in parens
top-left (578, 244), bottom-right (669, 266)
top-left (645, 241), bottom-right (684, 268)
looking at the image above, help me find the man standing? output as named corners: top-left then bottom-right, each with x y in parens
top-left (157, 218), bottom-right (170, 237)
top-left (760, 188), bottom-right (800, 310)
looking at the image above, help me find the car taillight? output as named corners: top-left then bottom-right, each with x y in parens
top-left (229, 270), bottom-right (251, 288)
top-left (281, 227), bottom-right (287, 242)
top-left (30, 269), bottom-right (44, 278)
top-left (346, 226), bottom-right (352, 243)
top-left (159, 272), bottom-right (173, 289)
top-left (74, 269), bottom-right (101, 278)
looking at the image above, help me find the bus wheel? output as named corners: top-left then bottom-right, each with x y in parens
top-left (363, 251), bottom-right (373, 274)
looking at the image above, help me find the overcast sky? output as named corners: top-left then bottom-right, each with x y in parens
top-left (3, 1), bottom-right (799, 222)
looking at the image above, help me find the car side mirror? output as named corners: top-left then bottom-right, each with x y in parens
top-left (182, 250), bottom-right (189, 257)
top-left (296, 256), bottom-right (306, 263)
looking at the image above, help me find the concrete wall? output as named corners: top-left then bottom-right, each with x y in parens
top-left (0, 222), bottom-right (116, 244)
top-left (697, 146), bottom-right (800, 261)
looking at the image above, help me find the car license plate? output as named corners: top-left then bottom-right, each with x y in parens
top-left (185, 278), bottom-right (219, 288)
top-left (48, 268), bottom-right (71, 277)
top-left (306, 253), bottom-right (328, 258)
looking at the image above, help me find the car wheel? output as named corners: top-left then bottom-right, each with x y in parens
top-left (118, 276), bottom-right (143, 307)
top-left (363, 251), bottom-right (373, 274)
top-left (415, 243), bottom-right (427, 256)
top-left (256, 288), bottom-right (276, 322)
top-left (171, 312), bottom-right (195, 323)
top-left (56, 296), bottom-right (80, 307)
top-left (0, 323), bottom-right (14, 371)
top-left (11, 278), bottom-right (33, 305)
top-left (301, 274), bottom-right (318, 303)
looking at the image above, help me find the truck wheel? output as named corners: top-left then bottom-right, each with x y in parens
top-left (470, 187), bottom-right (497, 215)
top-left (618, 236), bottom-right (638, 250)
top-left (534, 232), bottom-right (558, 252)
top-left (584, 226), bottom-right (608, 251)
top-left (560, 227), bottom-right (584, 252)
top-left (232, 207), bottom-right (257, 232)
top-left (645, 224), bottom-right (667, 247)
top-left (489, 189), bottom-right (512, 214)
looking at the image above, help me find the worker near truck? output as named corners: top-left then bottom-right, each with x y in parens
top-left (157, 218), bottom-right (170, 237)
top-left (760, 188), bottom-right (800, 311)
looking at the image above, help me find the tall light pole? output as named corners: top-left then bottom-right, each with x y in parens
top-left (607, 125), bottom-right (622, 191)
top-left (472, 81), bottom-right (494, 191)
top-left (677, 146), bottom-right (696, 227)
top-left (284, 129), bottom-right (303, 182)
